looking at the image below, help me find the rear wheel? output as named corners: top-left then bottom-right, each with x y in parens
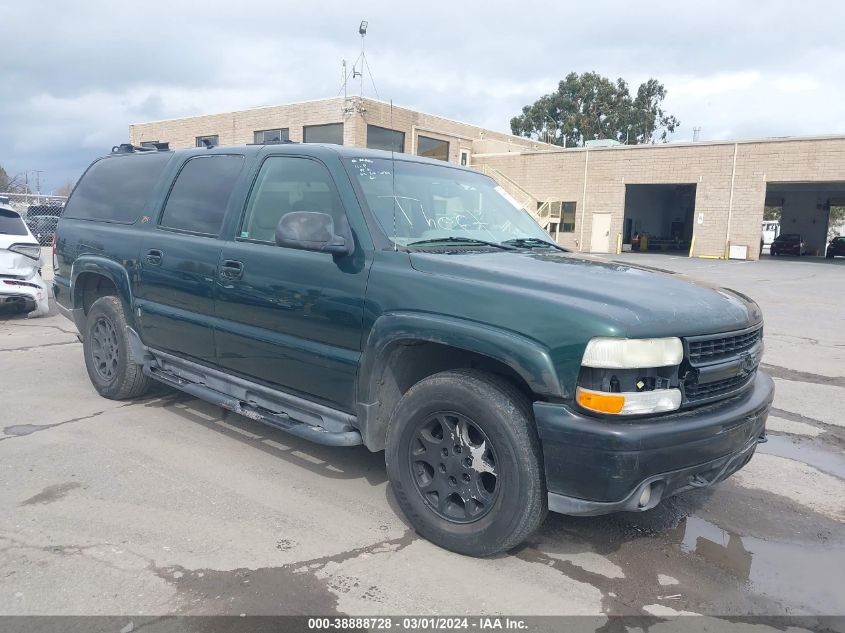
top-left (83, 296), bottom-right (152, 400)
top-left (386, 370), bottom-right (546, 556)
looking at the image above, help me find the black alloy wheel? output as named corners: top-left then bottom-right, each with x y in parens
top-left (385, 369), bottom-right (547, 557)
top-left (409, 412), bottom-right (499, 523)
top-left (90, 316), bottom-right (120, 382)
top-left (83, 295), bottom-right (152, 400)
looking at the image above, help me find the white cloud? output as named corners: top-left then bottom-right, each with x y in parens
top-left (2, 0), bottom-right (845, 190)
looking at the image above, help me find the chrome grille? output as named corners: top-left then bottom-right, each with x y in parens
top-left (686, 325), bottom-right (763, 366)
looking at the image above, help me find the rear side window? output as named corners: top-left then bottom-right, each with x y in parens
top-left (0, 209), bottom-right (28, 235)
top-left (63, 153), bottom-right (171, 223)
top-left (159, 155), bottom-right (245, 235)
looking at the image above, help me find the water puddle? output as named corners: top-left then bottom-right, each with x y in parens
top-left (673, 515), bottom-right (844, 612)
top-left (4, 423), bottom-right (54, 437)
top-left (759, 433), bottom-right (845, 480)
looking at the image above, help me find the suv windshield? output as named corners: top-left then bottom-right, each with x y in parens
top-left (347, 158), bottom-right (556, 248)
top-left (0, 208), bottom-right (29, 235)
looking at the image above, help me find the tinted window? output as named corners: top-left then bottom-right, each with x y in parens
top-left (303, 123), bottom-right (344, 145)
top-left (367, 125), bottom-right (405, 152)
top-left (240, 157), bottom-right (344, 243)
top-left (63, 153), bottom-right (171, 223)
top-left (0, 209), bottom-right (28, 235)
top-left (160, 155), bottom-right (245, 235)
top-left (417, 135), bottom-right (449, 161)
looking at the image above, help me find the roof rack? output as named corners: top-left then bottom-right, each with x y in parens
top-left (111, 142), bottom-right (170, 154)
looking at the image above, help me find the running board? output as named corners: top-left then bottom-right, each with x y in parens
top-left (142, 358), bottom-right (363, 448)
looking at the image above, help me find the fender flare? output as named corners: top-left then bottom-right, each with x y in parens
top-left (71, 255), bottom-right (137, 327)
top-left (355, 311), bottom-right (564, 450)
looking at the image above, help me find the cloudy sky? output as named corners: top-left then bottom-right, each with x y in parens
top-left (2, 0), bottom-right (844, 193)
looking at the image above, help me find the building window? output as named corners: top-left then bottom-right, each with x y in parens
top-left (367, 125), bottom-right (405, 152)
top-left (417, 135), bottom-right (450, 161)
top-left (140, 141), bottom-right (159, 148)
top-left (303, 123), bottom-right (344, 145)
top-left (561, 202), bottom-right (576, 232)
top-left (195, 135), bottom-right (219, 148)
top-left (460, 150), bottom-right (470, 166)
top-left (254, 128), bottom-right (290, 144)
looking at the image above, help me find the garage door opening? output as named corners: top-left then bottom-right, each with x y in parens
top-left (764, 182), bottom-right (845, 257)
top-left (623, 184), bottom-right (696, 254)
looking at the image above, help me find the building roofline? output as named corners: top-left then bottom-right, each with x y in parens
top-left (129, 96), bottom-right (348, 127)
top-left (472, 133), bottom-right (845, 158)
top-left (129, 95), bottom-right (556, 149)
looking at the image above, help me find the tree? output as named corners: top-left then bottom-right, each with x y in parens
top-left (763, 206), bottom-right (783, 221)
top-left (829, 206), bottom-right (845, 240)
top-left (55, 179), bottom-right (76, 197)
top-left (0, 165), bottom-right (27, 193)
top-left (510, 72), bottom-right (680, 147)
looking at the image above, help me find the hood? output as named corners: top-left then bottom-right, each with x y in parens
top-left (409, 250), bottom-right (762, 338)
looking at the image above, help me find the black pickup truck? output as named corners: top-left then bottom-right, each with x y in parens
top-left (54, 143), bottom-right (773, 556)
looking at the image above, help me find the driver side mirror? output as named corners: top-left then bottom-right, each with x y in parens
top-left (275, 211), bottom-right (354, 256)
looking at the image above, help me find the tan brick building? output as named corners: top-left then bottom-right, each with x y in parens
top-left (131, 97), bottom-right (845, 261)
top-left (129, 96), bottom-right (551, 166)
top-left (474, 136), bottom-right (845, 260)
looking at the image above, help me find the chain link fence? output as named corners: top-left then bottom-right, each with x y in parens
top-left (0, 192), bottom-right (67, 245)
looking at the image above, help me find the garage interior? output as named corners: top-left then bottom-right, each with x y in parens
top-left (764, 182), bottom-right (845, 256)
top-left (622, 184), bottom-right (697, 253)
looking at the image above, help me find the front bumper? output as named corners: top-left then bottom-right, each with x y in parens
top-left (535, 371), bottom-right (774, 516)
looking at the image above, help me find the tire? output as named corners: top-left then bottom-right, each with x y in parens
top-left (385, 369), bottom-right (546, 557)
top-left (83, 295), bottom-right (152, 400)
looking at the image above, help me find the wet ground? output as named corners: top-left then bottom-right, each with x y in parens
top-left (0, 252), bottom-right (843, 622)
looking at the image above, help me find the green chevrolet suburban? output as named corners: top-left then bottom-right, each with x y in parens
top-left (54, 142), bottom-right (773, 556)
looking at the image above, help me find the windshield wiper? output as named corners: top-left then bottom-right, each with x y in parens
top-left (501, 237), bottom-right (563, 250)
top-left (407, 237), bottom-right (516, 250)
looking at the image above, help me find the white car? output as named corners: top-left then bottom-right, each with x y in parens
top-left (0, 204), bottom-right (49, 316)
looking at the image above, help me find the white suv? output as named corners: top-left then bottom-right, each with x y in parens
top-left (0, 203), bottom-right (48, 315)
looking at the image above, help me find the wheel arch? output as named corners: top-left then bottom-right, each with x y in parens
top-left (71, 256), bottom-right (137, 327)
top-left (356, 312), bottom-right (563, 451)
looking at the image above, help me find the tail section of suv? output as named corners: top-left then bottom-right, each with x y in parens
top-left (54, 143), bottom-right (773, 556)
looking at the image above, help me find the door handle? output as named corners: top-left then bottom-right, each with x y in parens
top-left (220, 259), bottom-right (244, 281)
top-left (145, 249), bottom-right (163, 266)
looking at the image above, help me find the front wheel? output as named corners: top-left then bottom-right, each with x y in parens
top-left (386, 370), bottom-right (546, 556)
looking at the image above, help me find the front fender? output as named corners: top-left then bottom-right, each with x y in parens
top-left (355, 311), bottom-right (564, 450)
top-left (358, 312), bottom-right (563, 402)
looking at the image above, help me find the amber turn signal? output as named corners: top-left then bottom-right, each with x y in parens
top-left (576, 387), bottom-right (625, 414)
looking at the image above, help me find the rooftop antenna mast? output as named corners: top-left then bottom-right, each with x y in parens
top-left (339, 20), bottom-right (379, 116)
top-left (353, 21), bottom-right (368, 98)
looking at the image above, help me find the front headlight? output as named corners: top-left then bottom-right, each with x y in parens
top-left (577, 336), bottom-right (684, 416)
top-left (582, 337), bottom-right (683, 369)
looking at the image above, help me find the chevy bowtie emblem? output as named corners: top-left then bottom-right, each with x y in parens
top-left (738, 352), bottom-right (755, 376)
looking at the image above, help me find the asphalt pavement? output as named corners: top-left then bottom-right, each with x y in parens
top-left (0, 251), bottom-right (843, 624)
